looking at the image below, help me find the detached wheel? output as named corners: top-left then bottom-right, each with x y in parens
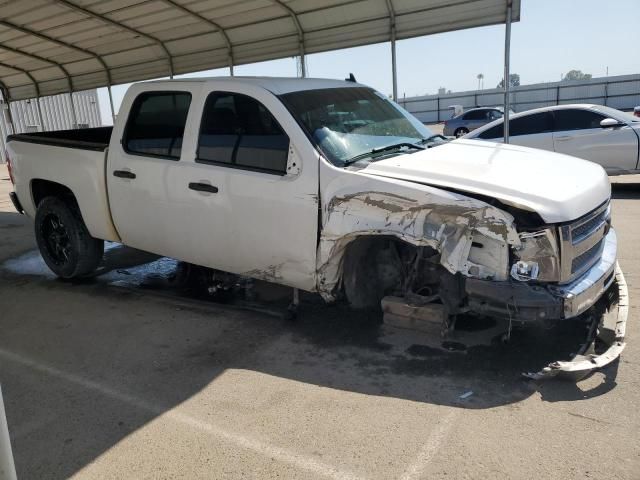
top-left (454, 127), bottom-right (469, 138)
top-left (35, 196), bottom-right (104, 279)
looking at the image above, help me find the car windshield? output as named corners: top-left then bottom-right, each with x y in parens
top-left (594, 105), bottom-right (640, 123)
top-left (279, 87), bottom-right (437, 166)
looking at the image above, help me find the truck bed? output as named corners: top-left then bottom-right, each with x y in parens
top-left (7, 126), bottom-right (113, 151)
top-left (7, 126), bottom-right (119, 243)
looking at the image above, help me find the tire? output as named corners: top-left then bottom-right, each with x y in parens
top-left (34, 196), bottom-right (104, 279)
top-left (454, 127), bottom-right (469, 138)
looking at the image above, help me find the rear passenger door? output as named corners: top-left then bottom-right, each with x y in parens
top-left (107, 87), bottom-right (206, 259)
top-left (552, 108), bottom-right (637, 172)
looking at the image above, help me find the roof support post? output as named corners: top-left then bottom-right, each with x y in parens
top-left (269, 1), bottom-right (306, 77)
top-left (68, 92), bottom-right (78, 129)
top-left (107, 85), bottom-right (116, 122)
top-left (299, 42), bottom-right (306, 78)
top-left (0, 82), bottom-right (15, 136)
top-left (503, 0), bottom-right (513, 144)
top-left (386, 0), bottom-right (398, 101)
top-left (35, 96), bottom-right (45, 131)
top-left (391, 30), bottom-right (398, 101)
top-left (229, 54), bottom-right (234, 76)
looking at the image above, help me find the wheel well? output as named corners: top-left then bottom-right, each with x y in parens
top-left (31, 179), bottom-right (77, 207)
top-left (341, 235), bottom-right (460, 309)
top-left (342, 236), bottom-right (417, 308)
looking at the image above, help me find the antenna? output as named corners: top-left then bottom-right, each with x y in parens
top-left (345, 73), bottom-right (357, 83)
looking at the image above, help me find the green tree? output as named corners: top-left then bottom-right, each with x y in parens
top-left (562, 70), bottom-right (592, 81)
top-left (497, 73), bottom-right (520, 88)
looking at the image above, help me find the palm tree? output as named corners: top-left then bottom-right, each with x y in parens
top-left (477, 73), bottom-right (484, 90)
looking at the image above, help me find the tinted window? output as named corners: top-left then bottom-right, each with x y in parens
top-left (510, 112), bottom-right (553, 136)
top-left (198, 93), bottom-right (289, 175)
top-left (478, 112), bottom-right (553, 139)
top-left (478, 123), bottom-right (503, 139)
top-left (463, 110), bottom-right (488, 120)
top-left (124, 92), bottom-right (191, 159)
top-left (554, 109), bottom-right (605, 131)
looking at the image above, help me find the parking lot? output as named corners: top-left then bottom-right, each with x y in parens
top-left (1, 162), bottom-right (639, 479)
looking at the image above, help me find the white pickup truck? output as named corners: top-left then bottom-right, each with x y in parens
top-left (5, 77), bottom-right (625, 374)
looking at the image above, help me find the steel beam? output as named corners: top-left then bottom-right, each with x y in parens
top-left (107, 85), bottom-right (115, 122)
top-left (503, 0), bottom-right (512, 144)
top-left (0, 80), bottom-right (15, 135)
top-left (53, 0), bottom-right (175, 78)
top-left (0, 61), bottom-right (45, 131)
top-left (159, 0), bottom-right (235, 76)
top-left (386, 0), bottom-right (398, 101)
top-left (270, 0), bottom-right (306, 77)
top-left (0, 19), bottom-right (114, 94)
top-left (0, 43), bottom-right (75, 95)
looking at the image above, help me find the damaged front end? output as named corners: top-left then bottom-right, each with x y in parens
top-left (317, 186), bottom-right (626, 379)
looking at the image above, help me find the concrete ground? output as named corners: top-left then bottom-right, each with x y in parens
top-left (1, 163), bottom-right (640, 479)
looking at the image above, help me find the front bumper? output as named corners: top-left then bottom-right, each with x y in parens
top-left (466, 228), bottom-right (618, 322)
top-left (525, 263), bottom-right (627, 380)
top-left (550, 228), bottom-right (617, 318)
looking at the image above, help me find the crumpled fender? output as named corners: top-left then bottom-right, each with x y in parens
top-left (316, 176), bottom-right (521, 300)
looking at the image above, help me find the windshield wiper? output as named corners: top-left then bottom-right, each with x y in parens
top-left (418, 134), bottom-right (447, 144)
top-left (343, 142), bottom-right (425, 166)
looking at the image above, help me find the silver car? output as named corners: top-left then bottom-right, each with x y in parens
top-left (443, 107), bottom-right (505, 137)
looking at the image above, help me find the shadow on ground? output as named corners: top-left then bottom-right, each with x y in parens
top-left (0, 242), bottom-right (620, 479)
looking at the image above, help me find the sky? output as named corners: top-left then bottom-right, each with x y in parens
top-left (97, 0), bottom-right (640, 125)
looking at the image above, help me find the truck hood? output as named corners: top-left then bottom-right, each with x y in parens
top-left (361, 139), bottom-right (610, 223)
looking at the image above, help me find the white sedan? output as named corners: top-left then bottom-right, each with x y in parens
top-left (464, 104), bottom-right (640, 175)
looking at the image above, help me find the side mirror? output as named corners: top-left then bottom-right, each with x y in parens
top-left (600, 117), bottom-right (624, 128)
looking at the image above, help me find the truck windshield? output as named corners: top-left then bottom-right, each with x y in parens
top-left (279, 87), bottom-right (437, 167)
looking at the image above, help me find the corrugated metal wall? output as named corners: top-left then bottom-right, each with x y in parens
top-left (0, 90), bottom-right (102, 163)
top-left (400, 73), bottom-right (640, 123)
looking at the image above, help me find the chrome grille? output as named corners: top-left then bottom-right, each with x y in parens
top-left (571, 209), bottom-right (607, 244)
top-left (571, 238), bottom-right (604, 274)
top-left (559, 201), bottom-right (610, 283)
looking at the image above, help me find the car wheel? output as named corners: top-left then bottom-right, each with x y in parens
top-left (35, 196), bottom-right (104, 279)
top-left (455, 127), bottom-right (469, 138)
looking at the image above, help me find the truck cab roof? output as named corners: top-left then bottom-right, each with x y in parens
top-left (143, 76), bottom-right (365, 95)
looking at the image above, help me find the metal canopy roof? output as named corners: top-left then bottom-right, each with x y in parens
top-left (0, 0), bottom-right (520, 101)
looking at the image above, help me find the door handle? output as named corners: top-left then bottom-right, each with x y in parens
top-left (555, 136), bottom-right (571, 141)
top-left (188, 182), bottom-right (218, 193)
top-left (113, 170), bottom-right (136, 179)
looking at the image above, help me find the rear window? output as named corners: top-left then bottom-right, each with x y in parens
top-left (463, 110), bottom-right (488, 120)
top-left (124, 91), bottom-right (191, 159)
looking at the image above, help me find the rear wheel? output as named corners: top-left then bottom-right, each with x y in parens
top-left (35, 196), bottom-right (104, 279)
top-left (454, 127), bottom-right (469, 138)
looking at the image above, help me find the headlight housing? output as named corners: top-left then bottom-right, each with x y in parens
top-left (511, 228), bottom-right (561, 282)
